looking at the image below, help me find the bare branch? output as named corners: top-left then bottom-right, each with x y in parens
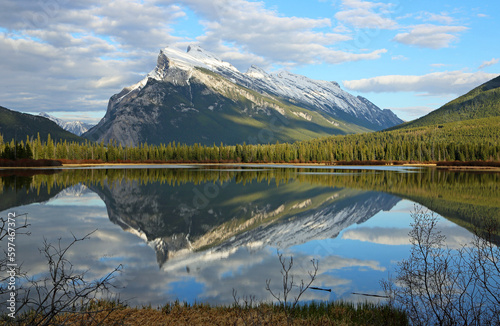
top-left (264, 250), bottom-right (320, 323)
top-left (382, 205), bottom-right (500, 325)
top-left (1, 223), bottom-right (124, 325)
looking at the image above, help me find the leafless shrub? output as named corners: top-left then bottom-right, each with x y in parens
top-left (265, 250), bottom-right (319, 323)
top-left (231, 250), bottom-right (320, 325)
top-left (381, 205), bottom-right (500, 326)
top-left (0, 215), bottom-right (124, 325)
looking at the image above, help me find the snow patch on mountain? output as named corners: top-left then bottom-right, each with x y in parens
top-left (39, 112), bottom-right (94, 136)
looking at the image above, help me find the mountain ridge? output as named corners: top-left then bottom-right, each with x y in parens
top-left (84, 45), bottom-right (402, 146)
top-left (39, 112), bottom-right (94, 136)
top-left (0, 106), bottom-right (85, 143)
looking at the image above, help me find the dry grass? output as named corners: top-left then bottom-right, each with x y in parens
top-left (6, 301), bottom-right (408, 326)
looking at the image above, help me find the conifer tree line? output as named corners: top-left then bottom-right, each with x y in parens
top-left (0, 134), bottom-right (33, 159)
top-left (0, 119), bottom-right (499, 163)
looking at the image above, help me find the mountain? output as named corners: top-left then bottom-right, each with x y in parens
top-left (39, 112), bottom-right (94, 136)
top-left (388, 75), bottom-right (500, 130)
top-left (0, 106), bottom-right (85, 143)
top-left (84, 45), bottom-right (402, 146)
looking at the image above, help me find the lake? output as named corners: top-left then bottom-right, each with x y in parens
top-left (1, 165), bottom-right (498, 307)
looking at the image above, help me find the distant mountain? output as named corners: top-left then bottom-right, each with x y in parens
top-left (0, 106), bottom-right (84, 143)
top-left (84, 45), bottom-right (402, 146)
top-left (39, 112), bottom-right (94, 136)
top-left (388, 75), bottom-right (500, 130)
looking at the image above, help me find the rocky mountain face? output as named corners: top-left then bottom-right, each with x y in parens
top-left (39, 112), bottom-right (94, 136)
top-left (84, 45), bottom-right (402, 146)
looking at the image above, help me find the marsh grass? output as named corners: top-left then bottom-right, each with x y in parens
top-left (2, 299), bottom-right (407, 325)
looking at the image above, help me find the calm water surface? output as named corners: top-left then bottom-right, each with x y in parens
top-left (0, 165), bottom-right (498, 306)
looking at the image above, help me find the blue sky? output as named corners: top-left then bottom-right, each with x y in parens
top-left (0, 0), bottom-right (499, 123)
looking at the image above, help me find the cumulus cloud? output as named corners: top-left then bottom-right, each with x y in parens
top-left (418, 11), bottom-right (455, 24)
top-left (393, 24), bottom-right (468, 49)
top-left (0, 33), bottom-right (151, 116)
top-left (164, 0), bottom-right (386, 69)
top-left (387, 106), bottom-right (435, 119)
top-left (334, 0), bottom-right (399, 29)
top-left (343, 71), bottom-right (499, 95)
top-left (0, 0), bottom-right (185, 119)
top-left (478, 58), bottom-right (499, 70)
top-left (391, 55), bottom-right (408, 61)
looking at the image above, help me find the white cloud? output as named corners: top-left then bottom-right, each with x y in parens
top-left (391, 55), bottom-right (408, 61)
top-left (166, 0), bottom-right (387, 69)
top-left (161, 246), bottom-right (385, 304)
top-left (0, 0), bottom-right (187, 114)
top-left (393, 24), bottom-right (468, 49)
top-left (343, 71), bottom-right (500, 95)
top-left (334, 0), bottom-right (399, 29)
top-left (430, 63), bottom-right (447, 68)
top-left (0, 33), bottom-right (152, 113)
top-left (387, 106), bottom-right (435, 119)
top-left (478, 58), bottom-right (499, 70)
top-left (419, 12), bottom-right (455, 24)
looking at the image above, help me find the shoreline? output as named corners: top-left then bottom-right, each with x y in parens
top-left (1, 160), bottom-right (499, 171)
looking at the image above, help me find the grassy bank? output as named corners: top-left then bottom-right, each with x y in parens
top-left (3, 300), bottom-right (408, 326)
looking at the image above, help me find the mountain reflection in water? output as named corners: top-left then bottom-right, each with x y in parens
top-left (0, 165), bottom-right (498, 305)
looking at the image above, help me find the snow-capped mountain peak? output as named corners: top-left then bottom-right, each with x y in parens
top-left (84, 44), bottom-right (402, 146)
top-left (39, 112), bottom-right (94, 136)
top-left (186, 45), bottom-right (240, 72)
top-left (246, 65), bottom-right (268, 79)
top-left (142, 45), bottom-right (402, 129)
top-left (149, 45), bottom-right (240, 78)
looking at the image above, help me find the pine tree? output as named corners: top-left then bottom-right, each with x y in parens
top-left (25, 142), bottom-right (33, 159)
top-left (46, 134), bottom-right (55, 159)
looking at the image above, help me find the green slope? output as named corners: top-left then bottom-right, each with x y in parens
top-left (0, 106), bottom-right (85, 143)
top-left (388, 75), bottom-right (500, 131)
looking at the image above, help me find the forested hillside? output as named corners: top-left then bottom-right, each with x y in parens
top-left (389, 75), bottom-right (500, 130)
top-left (2, 116), bottom-right (498, 163)
top-left (0, 106), bottom-right (84, 143)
